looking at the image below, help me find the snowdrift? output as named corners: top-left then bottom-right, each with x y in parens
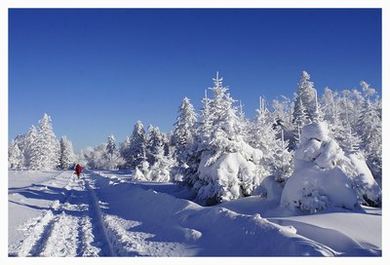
top-left (93, 172), bottom-right (335, 256)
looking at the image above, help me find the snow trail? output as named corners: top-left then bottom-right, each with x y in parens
top-left (11, 171), bottom-right (114, 256)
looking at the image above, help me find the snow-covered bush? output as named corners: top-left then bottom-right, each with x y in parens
top-left (342, 152), bottom-right (381, 207)
top-left (281, 119), bottom-right (381, 213)
top-left (281, 121), bottom-right (359, 213)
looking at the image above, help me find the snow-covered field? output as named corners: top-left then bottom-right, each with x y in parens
top-left (8, 170), bottom-right (381, 257)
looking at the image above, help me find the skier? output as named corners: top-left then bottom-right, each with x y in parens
top-left (74, 163), bottom-right (84, 178)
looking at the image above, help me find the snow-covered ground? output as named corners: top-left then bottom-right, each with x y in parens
top-left (8, 170), bottom-right (381, 256)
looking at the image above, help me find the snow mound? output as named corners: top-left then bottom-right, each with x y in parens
top-left (281, 122), bottom-right (359, 213)
top-left (281, 163), bottom-right (358, 213)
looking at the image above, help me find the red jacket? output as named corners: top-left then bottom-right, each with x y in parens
top-left (75, 164), bottom-right (83, 174)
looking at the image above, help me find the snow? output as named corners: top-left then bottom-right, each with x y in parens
top-left (9, 169), bottom-right (381, 256)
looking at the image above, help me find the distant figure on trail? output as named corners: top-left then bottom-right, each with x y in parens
top-left (74, 164), bottom-right (84, 178)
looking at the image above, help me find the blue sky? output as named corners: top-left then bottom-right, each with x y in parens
top-left (9, 9), bottom-right (381, 151)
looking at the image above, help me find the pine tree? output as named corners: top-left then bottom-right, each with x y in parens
top-left (22, 125), bottom-right (38, 169)
top-left (206, 72), bottom-right (242, 163)
top-left (197, 89), bottom-right (213, 147)
top-left (249, 97), bottom-right (293, 182)
top-left (8, 141), bottom-right (23, 170)
top-left (120, 136), bottom-right (131, 167)
top-left (292, 71), bottom-right (316, 123)
top-left (29, 114), bottom-right (59, 170)
top-left (105, 135), bottom-right (121, 170)
top-left (249, 97), bottom-right (274, 174)
top-left (185, 73), bottom-right (263, 203)
top-left (145, 125), bottom-right (172, 181)
top-left (59, 136), bottom-right (75, 169)
top-left (322, 87), bottom-right (343, 141)
top-left (341, 125), bottom-right (362, 155)
top-left (358, 99), bottom-right (382, 182)
top-left (172, 97), bottom-right (197, 166)
top-left (312, 88), bottom-right (324, 123)
top-left (127, 121), bottom-right (147, 169)
top-left (146, 126), bottom-right (165, 166)
top-left (293, 98), bottom-right (308, 144)
top-left (272, 129), bottom-right (294, 182)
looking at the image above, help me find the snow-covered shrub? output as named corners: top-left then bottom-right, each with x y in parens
top-left (341, 152), bottom-right (381, 207)
top-left (281, 121), bottom-right (359, 213)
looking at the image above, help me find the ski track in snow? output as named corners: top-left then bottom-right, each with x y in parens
top-left (12, 172), bottom-right (113, 257)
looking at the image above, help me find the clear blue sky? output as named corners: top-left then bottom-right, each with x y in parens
top-left (9, 9), bottom-right (381, 151)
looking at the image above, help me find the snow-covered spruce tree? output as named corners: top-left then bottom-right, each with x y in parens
top-left (146, 125), bottom-right (164, 166)
top-left (185, 73), bottom-right (263, 204)
top-left (171, 97), bottom-right (197, 180)
top-left (248, 97), bottom-right (293, 183)
top-left (20, 125), bottom-right (38, 169)
top-left (271, 97), bottom-right (296, 151)
top-left (126, 121), bottom-right (147, 169)
top-left (144, 125), bottom-right (172, 182)
top-left (183, 90), bottom-right (212, 187)
top-left (292, 98), bottom-right (308, 144)
top-left (357, 96), bottom-right (382, 185)
top-left (119, 136), bottom-right (131, 168)
top-left (8, 141), bottom-right (24, 170)
top-left (59, 136), bottom-right (75, 170)
top-left (292, 71), bottom-right (317, 123)
top-left (321, 87), bottom-right (344, 141)
top-left (104, 135), bottom-right (122, 170)
top-left (272, 130), bottom-right (294, 182)
top-left (29, 114), bottom-right (60, 170)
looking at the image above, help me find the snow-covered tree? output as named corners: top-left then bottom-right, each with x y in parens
top-left (8, 141), bottom-right (24, 170)
top-left (172, 97), bottom-right (197, 161)
top-left (104, 135), bottom-right (122, 170)
top-left (126, 121), bottom-right (147, 169)
top-left (357, 98), bottom-right (382, 183)
top-left (127, 121), bottom-right (146, 168)
top-left (119, 136), bottom-right (131, 167)
top-left (146, 126), bottom-right (165, 166)
top-left (292, 71), bottom-right (316, 124)
top-left (249, 97), bottom-right (293, 182)
top-left (82, 144), bottom-right (107, 169)
top-left (184, 73), bottom-right (263, 204)
top-left (171, 97), bottom-right (197, 180)
top-left (59, 136), bottom-right (75, 169)
top-left (292, 98), bottom-right (308, 144)
top-left (19, 125), bottom-right (38, 169)
top-left (144, 125), bottom-right (172, 181)
top-left (28, 114), bottom-right (60, 170)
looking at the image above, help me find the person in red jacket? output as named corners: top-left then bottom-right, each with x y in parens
top-left (74, 164), bottom-right (83, 178)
